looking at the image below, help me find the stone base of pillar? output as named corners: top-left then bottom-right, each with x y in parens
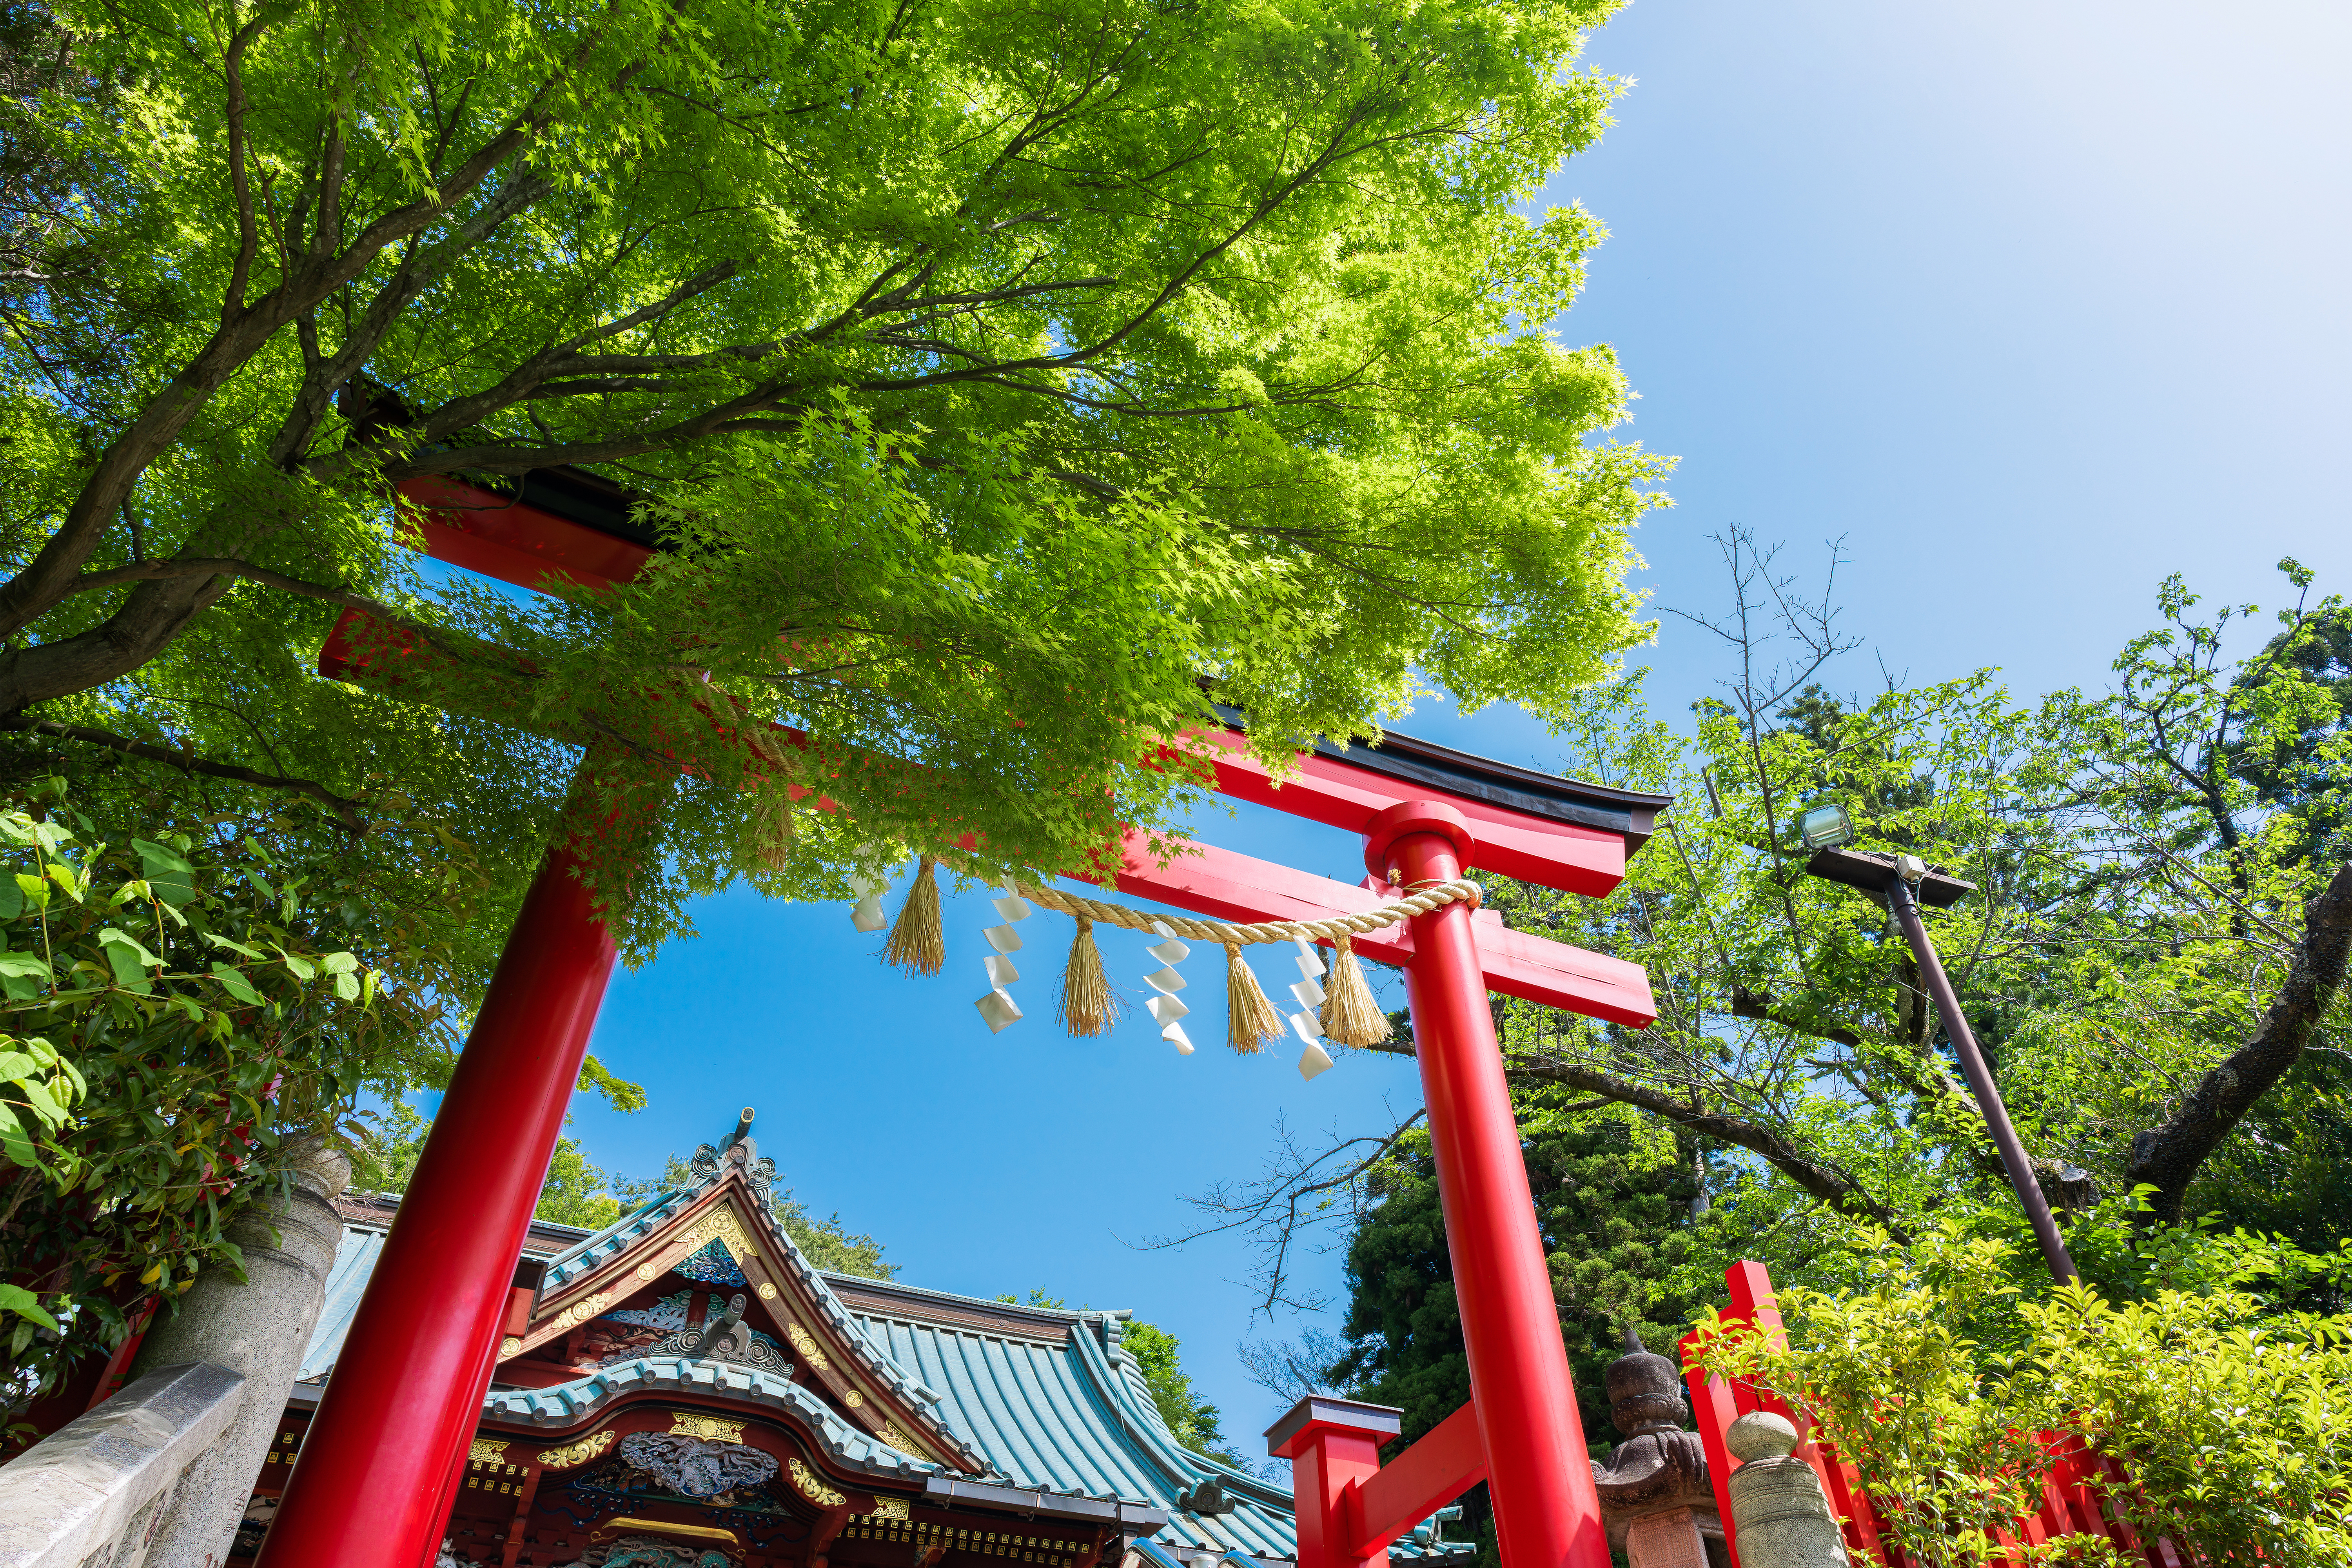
top-left (1625, 1508), bottom-right (1716, 1568)
top-left (1724, 1412), bottom-right (1848, 1568)
top-left (129, 1136), bottom-right (352, 1568)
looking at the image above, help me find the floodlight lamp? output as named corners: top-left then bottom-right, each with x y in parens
top-left (1798, 801), bottom-right (1855, 850)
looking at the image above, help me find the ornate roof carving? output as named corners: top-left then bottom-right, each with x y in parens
top-left (480, 1354), bottom-right (940, 1484)
top-left (510, 1112), bottom-right (990, 1477)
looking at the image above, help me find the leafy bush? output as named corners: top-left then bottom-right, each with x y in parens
top-left (1690, 1223), bottom-right (2352, 1567)
top-left (2027, 1253), bottom-right (2352, 1563)
top-left (0, 776), bottom-right (407, 1410)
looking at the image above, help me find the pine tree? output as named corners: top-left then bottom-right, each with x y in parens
top-left (1327, 1089), bottom-right (1704, 1563)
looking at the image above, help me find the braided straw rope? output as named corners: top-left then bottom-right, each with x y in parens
top-left (1013, 877), bottom-right (1483, 947)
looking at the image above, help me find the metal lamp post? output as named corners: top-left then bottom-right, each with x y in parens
top-left (1796, 803), bottom-right (2080, 1285)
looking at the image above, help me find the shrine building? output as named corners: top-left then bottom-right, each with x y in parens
top-left (232, 1111), bottom-right (1471, 1568)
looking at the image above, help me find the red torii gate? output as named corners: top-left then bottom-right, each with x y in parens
top-left (256, 474), bottom-right (1671, 1568)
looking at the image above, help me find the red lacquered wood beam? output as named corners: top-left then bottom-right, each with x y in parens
top-left (1679, 1332), bottom-right (1745, 1567)
top-left (1373, 804), bottom-right (1611, 1568)
top-left (1339, 1401), bottom-right (1487, 1560)
top-left (1719, 1262), bottom-right (1895, 1568)
top-left (1096, 834), bottom-right (1655, 1027)
top-left (1182, 727), bottom-right (1625, 897)
top-left (396, 477), bottom-right (651, 593)
top-left (256, 843), bottom-right (619, 1568)
top-left (319, 608), bottom-right (1655, 1026)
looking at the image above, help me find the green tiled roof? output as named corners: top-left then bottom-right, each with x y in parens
top-left (298, 1181), bottom-right (1478, 1566)
top-left (481, 1353), bottom-right (942, 1486)
top-left (840, 1281), bottom-right (1305, 1559)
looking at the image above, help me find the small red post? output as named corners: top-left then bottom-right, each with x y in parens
top-left (1364, 801), bottom-right (1612, 1568)
top-left (1678, 1330), bottom-right (1744, 1562)
top-left (1269, 1396), bottom-right (1400, 1568)
top-left (256, 846), bottom-right (618, 1568)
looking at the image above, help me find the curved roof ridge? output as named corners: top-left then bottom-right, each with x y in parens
top-left (1070, 1320), bottom-right (1289, 1512)
top-left (479, 1353), bottom-right (941, 1483)
top-left (826, 1272), bottom-right (1132, 1331)
top-left (699, 1173), bottom-right (993, 1474)
top-left (539, 1185), bottom-right (698, 1292)
top-left (515, 1154), bottom-right (991, 1475)
top-left (766, 1209), bottom-right (949, 1405)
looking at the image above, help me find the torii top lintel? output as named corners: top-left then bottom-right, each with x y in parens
top-left (358, 473), bottom-right (1669, 1023)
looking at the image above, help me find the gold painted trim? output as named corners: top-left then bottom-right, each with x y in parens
top-left (549, 1288), bottom-right (615, 1333)
top-left (688, 1203), bottom-right (759, 1264)
top-left (537, 1430), bottom-right (616, 1469)
top-left (873, 1497), bottom-right (911, 1522)
top-left (785, 1321), bottom-right (831, 1371)
top-left (669, 1411), bottom-right (746, 1443)
top-left (514, 1193), bottom-right (772, 1361)
top-left (594, 1518), bottom-right (741, 1545)
top-left (789, 1457), bottom-right (847, 1507)
top-left (756, 1281), bottom-right (777, 1300)
top-left (468, 1439), bottom-right (509, 1465)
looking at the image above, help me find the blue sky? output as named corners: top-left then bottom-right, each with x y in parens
top-left (437, 0), bottom-right (2350, 1463)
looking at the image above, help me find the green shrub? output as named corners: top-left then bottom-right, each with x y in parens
top-left (0, 777), bottom-right (403, 1412)
top-left (1690, 1223), bottom-right (2352, 1566)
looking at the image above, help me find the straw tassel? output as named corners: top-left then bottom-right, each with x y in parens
top-left (748, 788), bottom-right (794, 876)
top-left (1318, 933), bottom-right (1391, 1047)
top-left (1223, 944), bottom-right (1284, 1054)
top-left (884, 855), bottom-right (945, 975)
top-left (1058, 916), bottom-right (1120, 1036)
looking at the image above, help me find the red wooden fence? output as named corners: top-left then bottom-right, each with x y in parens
top-left (1679, 1261), bottom-right (2185, 1568)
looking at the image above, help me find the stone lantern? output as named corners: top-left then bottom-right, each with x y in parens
top-left (1587, 1330), bottom-right (1728, 1568)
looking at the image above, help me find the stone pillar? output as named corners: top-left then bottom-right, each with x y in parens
top-left (1724, 1413), bottom-right (1846, 1568)
top-left (129, 1136), bottom-right (352, 1568)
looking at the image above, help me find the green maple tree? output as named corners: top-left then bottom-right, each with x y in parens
top-left (0, 0), bottom-right (1666, 950)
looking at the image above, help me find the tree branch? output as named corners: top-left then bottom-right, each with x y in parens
top-left (59, 555), bottom-right (413, 621)
top-left (219, 9), bottom-right (273, 323)
top-left (1361, 1033), bottom-right (1910, 1238)
top-left (0, 716), bottom-right (367, 831)
top-left (2124, 859), bottom-right (2352, 1222)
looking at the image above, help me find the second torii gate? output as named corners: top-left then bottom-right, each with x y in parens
top-left (256, 474), bottom-right (1671, 1568)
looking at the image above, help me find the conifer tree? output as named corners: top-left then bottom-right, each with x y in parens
top-left (1325, 1088), bottom-right (1704, 1563)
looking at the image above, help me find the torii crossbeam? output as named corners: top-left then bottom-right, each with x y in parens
top-left (257, 475), bottom-right (1669, 1568)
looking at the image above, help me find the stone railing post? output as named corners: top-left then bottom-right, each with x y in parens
top-left (0, 1361), bottom-right (245, 1568)
top-left (1724, 1413), bottom-right (1846, 1568)
top-left (127, 1135), bottom-right (352, 1566)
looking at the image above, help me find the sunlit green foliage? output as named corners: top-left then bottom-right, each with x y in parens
top-left (1474, 556), bottom-right (2351, 1281)
top-left (0, 0), bottom-right (1665, 958)
top-left (0, 776), bottom-right (426, 1407)
top-left (358, 1101), bottom-right (628, 1229)
top-left (1691, 1222), bottom-right (2352, 1567)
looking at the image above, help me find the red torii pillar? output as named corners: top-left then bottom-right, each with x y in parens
top-left (259, 476), bottom-right (1661, 1568)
